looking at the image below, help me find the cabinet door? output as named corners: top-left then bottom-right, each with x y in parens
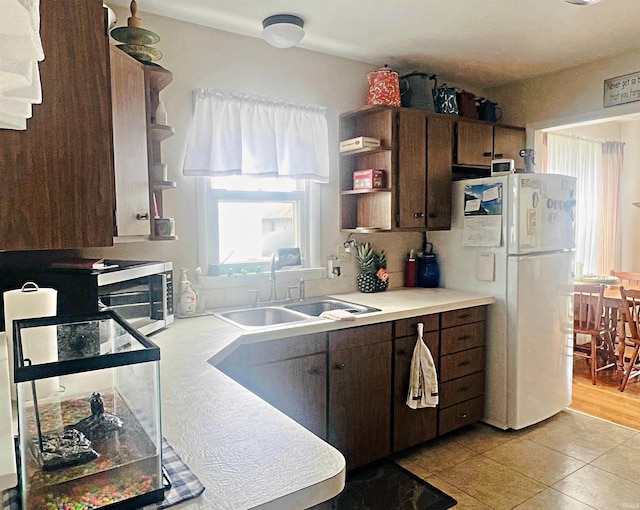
top-left (329, 340), bottom-right (392, 469)
top-left (244, 353), bottom-right (327, 439)
top-left (110, 47), bottom-right (150, 236)
top-left (456, 121), bottom-right (494, 167)
top-left (392, 333), bottom-right (438, 452)
top-left (426, 115), bottom-right (453, 230)
top-left (0, 0), bottom-right (114, 250)
top-left (493, 126), bottom-right (527, 170)
top-left (397, 109), bottom-right (427, 228)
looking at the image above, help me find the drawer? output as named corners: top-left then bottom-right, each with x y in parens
top-left (441, 323), bottom-right (485, 355)
top-left (329, 322), bottom-right (392, 351)
top-left (439, 346), bottom-right (485, 382)
top-left (439, 396), bottom-right (485, 435)
top-left (439, 372), bottom-right (485, 408)
top-left (441, 306), bottom-right (487, 328)
top-left (394, 314), bottom-right (439, 338)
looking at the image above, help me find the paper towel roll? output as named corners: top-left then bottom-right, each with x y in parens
top-left (4, 282), bottom-right (57, 400)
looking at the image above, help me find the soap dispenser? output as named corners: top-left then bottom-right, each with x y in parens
top-left (178, 268), bottom-right (197, 316)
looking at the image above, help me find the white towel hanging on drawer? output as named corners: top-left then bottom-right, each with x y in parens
top-left (406, 322), bottom-right (439, 409)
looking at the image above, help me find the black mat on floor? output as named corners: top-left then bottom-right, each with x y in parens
top-left (330, 461), bottom-right (457, 510)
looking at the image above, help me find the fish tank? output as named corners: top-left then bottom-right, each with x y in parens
top-left (12, 310), bottom-right (164, 510)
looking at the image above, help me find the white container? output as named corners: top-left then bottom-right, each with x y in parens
top-left (155, 101), bottom-right (168, 125)
top-left (339, 136), bottom-right (380, 153)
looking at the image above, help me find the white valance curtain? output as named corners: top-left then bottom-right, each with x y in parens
top-left (183, 88), bottom-right (330, 182)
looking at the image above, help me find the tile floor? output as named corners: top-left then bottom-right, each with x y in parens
top-left (394, 409), bottom-right (640, 509)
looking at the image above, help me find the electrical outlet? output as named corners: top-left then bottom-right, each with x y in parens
top-left (337, 244), bottom-right (351, 260)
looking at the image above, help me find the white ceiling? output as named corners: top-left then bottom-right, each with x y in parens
top-left (109, 0), bottom-right (640, 89)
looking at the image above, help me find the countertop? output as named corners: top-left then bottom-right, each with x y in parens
top-left (0, 288), bottom-right (495, 509)
top-left (152, 288), bottom-right (494, 509)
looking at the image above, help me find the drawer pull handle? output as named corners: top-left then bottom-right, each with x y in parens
top-left (333, 363), bottom-right (345, 370)
top-left (457, 386), bottom-right (470, 392)
top-left (309, 366), bottom-right (323, 375)
top-left (413, 212), bottom-right (425, 218)
top-left (458, 413), bottom-right (469, 419)
top-left (458, 360), bottom-right (471, 367)
top-left (458, 313), bottom-right (471, 319)
top-left (457, 335), bottom-right (471, 341)
top-left (397, 350), bottom-right (408, 356)
top-left (483, 152), bottom-right (492, 157)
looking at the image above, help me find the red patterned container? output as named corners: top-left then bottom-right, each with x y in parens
top-left (367, 66), bottom-right (401, 107)
top-left (353, 169), bottom-right (386, 190)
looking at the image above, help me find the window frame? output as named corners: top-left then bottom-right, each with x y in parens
top-left (196, 178), bottom-right (320, 276)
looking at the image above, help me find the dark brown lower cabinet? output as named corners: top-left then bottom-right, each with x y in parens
top-left (242, 353), bottom-right (327, 439)
top-left (328, 324), bottom-right (392, 470)
top-left (392, 320), bottom-right (439, 452)
top-left (215, 333), bottom-right (328, 439)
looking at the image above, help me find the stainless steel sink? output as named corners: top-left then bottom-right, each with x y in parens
top-left (215, 306), bottom-right (314, 329)
top-left (215, 297), bottom-right (380, 330)
top-left (284, 298), bottom-right (380, 317)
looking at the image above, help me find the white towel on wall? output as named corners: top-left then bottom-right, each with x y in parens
top-left (406, 322), bottom-right (439, 409)
top-left (0, 0), bottom-right (43, 130)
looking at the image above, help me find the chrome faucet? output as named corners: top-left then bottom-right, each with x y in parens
top-left (268, 252), bottom-right (278, 301)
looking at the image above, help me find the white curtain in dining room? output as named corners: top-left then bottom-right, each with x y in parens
top-left (599, 141), bottom-right (624, 274)
top-left (182, 88), bottom-right (330, 182)
top-left (545, 132), bottom-right (602, 273)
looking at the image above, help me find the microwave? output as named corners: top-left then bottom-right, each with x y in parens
top-left (0, 260), bottom-right (174, 336)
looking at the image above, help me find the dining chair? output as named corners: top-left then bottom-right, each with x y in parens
top-left (617, 286), bottom-right (640, 392)
top-left (610, 271), bottom-right (640, 368)
top-left (610, 270), bottom-right (640, 285)
top-left (573, 283), bottom-right (617, 385)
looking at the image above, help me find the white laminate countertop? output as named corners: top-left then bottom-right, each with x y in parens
top-left (151, 288), bottom-right (495, 509)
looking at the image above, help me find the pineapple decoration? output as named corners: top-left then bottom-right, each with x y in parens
top-left (356, 242), bottom-right (389, 293)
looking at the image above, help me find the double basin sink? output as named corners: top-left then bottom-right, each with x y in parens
top-left (215, 297), bottom-right (380, 330)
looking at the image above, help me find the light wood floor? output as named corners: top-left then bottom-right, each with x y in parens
top-left (569, 355), bottom-right (640, 430)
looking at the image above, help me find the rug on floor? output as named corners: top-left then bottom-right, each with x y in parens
top-left (330, 461), bottom-right (457, 510)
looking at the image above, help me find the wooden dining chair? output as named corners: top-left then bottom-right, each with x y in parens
top-left (573, 283), bottom-right (617, 385)
top-left (610, 270), bottom-right (640, 285)
top-left (610, 271), bottom-right (640, 367)
top-left (618, 286), bottom-right (640, 392)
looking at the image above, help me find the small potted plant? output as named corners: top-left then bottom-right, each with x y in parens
top-left (356, 242), bottom-right (389, 293)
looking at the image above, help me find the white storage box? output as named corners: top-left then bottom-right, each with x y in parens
top-left (339, 136), bottom-right (381, 153)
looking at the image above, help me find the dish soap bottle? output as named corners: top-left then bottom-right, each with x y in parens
top-left (178, 268), bottom-right (197, 316)
top-left (179, 282), bottom-right (197, 316)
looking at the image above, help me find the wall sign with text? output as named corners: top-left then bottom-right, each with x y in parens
top-left (604, 71), bottom-right (640, 107)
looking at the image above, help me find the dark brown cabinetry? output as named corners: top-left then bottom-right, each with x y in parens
top-left (109, 46), bottom-right (150, 236)
top-left (455, 120), bottom-right (526, 170)
top-left (216, 333), bottom-right (328, 439)
top-left (0, 0), bottom-right (114, 251)
top-left (215, 305), bottom-right (487, 469)
top-left (438, 307), bottom-right (487, 435)
top-left (392, 315), bottom-right (439, 452)
top-left (339, 106), bottom-right (453, 232)
top-left (328, 323), bottom-right (392, 469)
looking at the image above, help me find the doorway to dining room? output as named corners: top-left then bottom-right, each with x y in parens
top-left (535, 113), bottom-right (640, 431)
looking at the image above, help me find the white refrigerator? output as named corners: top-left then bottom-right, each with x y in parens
top-left (428, 173), bottom-right (576, 430)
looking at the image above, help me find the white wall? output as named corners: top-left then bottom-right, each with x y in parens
top-left (86, 5), bottom-right (448, 306)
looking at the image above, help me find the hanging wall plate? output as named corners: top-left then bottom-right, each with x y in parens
top-left (110, 26), bottom-right (160, 45)
top-left (116, 44), bottom-right (162, 62)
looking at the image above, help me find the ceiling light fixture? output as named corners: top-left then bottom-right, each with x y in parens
top-left (565, 0), bottom-right (600, 5)
top-left (262, 14), bottom-right (305, 48)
